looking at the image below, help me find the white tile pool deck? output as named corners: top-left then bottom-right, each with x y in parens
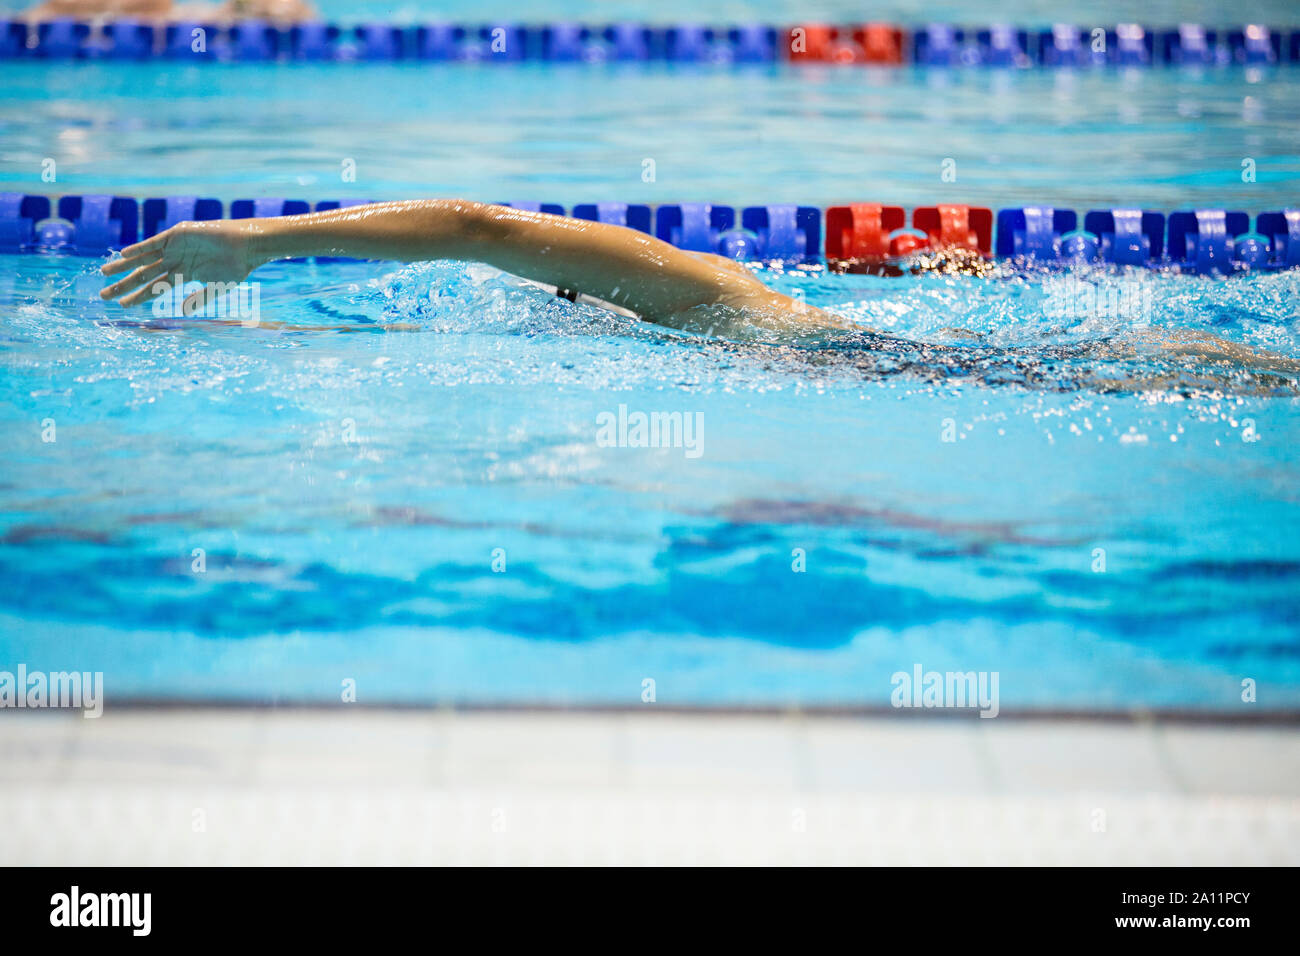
top-left (2, 708), bottom-right (1297, 865)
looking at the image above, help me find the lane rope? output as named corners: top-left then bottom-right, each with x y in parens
top-left (3, 194), bottom-right (1298, 274)
top-left (1, 20), bottom-right (1297, 68)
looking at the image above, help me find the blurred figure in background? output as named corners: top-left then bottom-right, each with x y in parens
top-left (21, 0), bottom-right (316, 23)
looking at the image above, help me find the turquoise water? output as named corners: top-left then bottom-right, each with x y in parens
top-left (3, 63), bottom-right (1299, 208)
top-left (1, 10), bottom-right (1299, 710)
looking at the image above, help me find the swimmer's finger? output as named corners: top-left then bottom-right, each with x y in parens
top-left (100, 257), bottom-right (165, 300)
top-left (182, 285), bottom-right (218, 316)
top-left (100, 242), bottom-right (163, 277)
top-left (117, 270), bottom-right (176, 308)
top-left (100, 255), bottom-right (134, 278)
top-left (115, 233), bottom-right (168, 264)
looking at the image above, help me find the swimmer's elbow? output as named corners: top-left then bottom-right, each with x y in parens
top-left (446, 200), bottom-right (521, 259)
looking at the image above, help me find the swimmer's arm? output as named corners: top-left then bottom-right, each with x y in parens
top-left (101, 199), bottom-right (773, 323)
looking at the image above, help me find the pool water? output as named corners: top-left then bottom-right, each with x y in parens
top-left (1, 6), bottom-right (1299, 711)
top-left (3, 60), bottom-right (1299, 209)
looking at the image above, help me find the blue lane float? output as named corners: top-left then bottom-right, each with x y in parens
top-left (728, 25), bottom-right (779, 63)
top-left (354, 23), bottom-right (403, 60)
top-left (604, 24), bottom-right (653, 61)
top-left (289, 22), bottom-right (337, 59)
top-left (1112, 24), bottom-right (1153, 65)
top-left (230, 198), bottom-right (311, 219)
top-left (741, 205), bottom-right (821, 261)
top-left (1167, 210), bottom-right (1252, 273)
top-left (482, 25), bottom-right (528, 61)
top-left (0, 193), bottom-right (50, 252)
top-left (1081, 210), bottom-right (1165, 266)
top-left (54, 195), bottom-right (138, 254)
top-left (538, 24), bottom-right (590, 61)
top-left (527, 23), bottom-right (656, 62)
top-left (0, 20), bottom-right (26, 57)
top-left (1229, 25), bottom-right (1282, 63)
top-left (2, 192), bottom-right (1298, 275)
top-left (1257, 210), bottom-right (1300, 268)
top-left (979, 26), bottom-right (1031, 66)
top-left (229, 20), bottom-right (278, 61)
top-left (103, 20), bottom-right (155, 59)
top-left (1037, 25), bottom-right (1101, 66)
top-left (662, 25), bottom-right (777, 63)
top-left (33, 18), bottom-right (89, 57)
top-left (1164, 24), bottom-right (1218, 64)
top-left (141, 196), bottom-right (222, 238)
top-left (163, 22), bottom-right (217, 59)
top-left (572, 203), bottom-right (652, 233)
top-left (914, 24), bottom-right (1032, 66)
top-left (655, 203), bottom-right (737, 253)
top-left (995, 207), bottom-right (1076, 260)
top-left (914, 24), bottom-right (962, 65)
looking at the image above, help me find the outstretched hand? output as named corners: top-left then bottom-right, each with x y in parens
top-left (100, 220), bottom-right (261, 312)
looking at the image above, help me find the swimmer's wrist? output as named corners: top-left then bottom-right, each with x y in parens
top-left (247, 213), bottom-right (352, 263)
top-left (244, 219), bottom-right (290, 266)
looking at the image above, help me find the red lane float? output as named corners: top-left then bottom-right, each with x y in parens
top-left (853, 24), bottom-right (905, 64)
top-left (912, 204), bottom-right (993, 255)
top-left (825, 203), bottom-right (905, 262)
top-left (785, 23), bottom-right (904, 64)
